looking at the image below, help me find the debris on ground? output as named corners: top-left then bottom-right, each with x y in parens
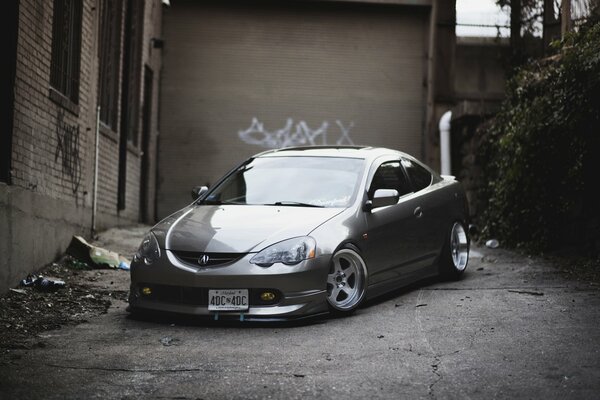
top-left (160, 336), bottom-right (180, 346)
top-left (0, 227), bottom-right (146, 352)
top-left (0, 256), bottom-right (129, 351)
top-left (485, 239), bottom-right (500, 249)
top-left (66, 235), bottom-right (130, 270)
top-left (118, 260), bottom-right (130, 271)
top-left (20, 275), bottom-right (65, 292)
top-left (89, 245), bottom-right (121, 268)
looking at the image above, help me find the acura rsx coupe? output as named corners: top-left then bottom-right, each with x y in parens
top-left (128, 146), bottom-right (469, 320)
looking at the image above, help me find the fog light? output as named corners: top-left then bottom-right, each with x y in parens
top-left (141, 287), bottom-right (152, 296)
top-left (260, 291), bottom-right (275, 301)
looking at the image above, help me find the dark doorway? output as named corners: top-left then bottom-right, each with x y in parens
top-left (139, 66), bottom-right (153, 223)
top-left (1, 0), bottom-right (19, 184)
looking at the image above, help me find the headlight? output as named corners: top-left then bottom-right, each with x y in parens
top-left (250, 237), bottom-right (316, 267)
top-left (133, 232), bottom-right (161, 265)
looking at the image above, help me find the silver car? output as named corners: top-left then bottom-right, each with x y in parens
top-left (129, 146), bottom-right (469, 320)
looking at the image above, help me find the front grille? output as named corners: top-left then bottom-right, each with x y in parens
top-left (147, 285), bottom-right (207, 305)
top-left (171, 251), bottom-right (245, 267)
top-left (138, 284), bottom-right (282, 306)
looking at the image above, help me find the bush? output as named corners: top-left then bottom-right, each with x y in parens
top-left (478, 22), bottom-right (600, 253)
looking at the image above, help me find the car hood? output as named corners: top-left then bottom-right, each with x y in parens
top-left (164, 205), bottom-right (344, 253)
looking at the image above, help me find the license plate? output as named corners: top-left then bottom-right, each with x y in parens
top-left (208, 289), bottom-right (249, 311)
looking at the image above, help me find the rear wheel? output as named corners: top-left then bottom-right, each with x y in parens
top-left (440, 222), bottom-right (469, 280)
top-left (326, 247), bottom-right (367, 314)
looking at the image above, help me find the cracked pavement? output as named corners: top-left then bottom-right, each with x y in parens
top-left (0, 234), bottom-right (599, 399)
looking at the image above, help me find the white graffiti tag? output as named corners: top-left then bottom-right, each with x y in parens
top-left (238, 118), bottom-right (355, 149)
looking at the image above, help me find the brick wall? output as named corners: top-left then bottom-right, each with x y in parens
top-left (1, 0), bottom-right (163, 292)
top-left (12, 0), bottom-right (95, 206)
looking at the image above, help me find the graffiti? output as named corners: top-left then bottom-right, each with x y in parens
top-left (238, 118), bottom-right (355, 149)
top-left (54, 110), bottom-right (82, 194)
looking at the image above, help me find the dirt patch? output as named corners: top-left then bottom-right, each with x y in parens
top-left (551, 255), bottom-right (600, 286)
top-left (0, 256), bottom-right (130, 351)
top-left (1, 226), bottom-right (147, 353)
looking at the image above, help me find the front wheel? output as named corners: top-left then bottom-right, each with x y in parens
top-left (326, 247), bottom-right (367, 314)
top-left (439, 222), bottom-right (469, 280)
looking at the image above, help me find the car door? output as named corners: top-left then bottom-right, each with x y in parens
top-left (363, 158), bottom-right (424, 286)
top-left (400, 157), bottom-right (445, 271)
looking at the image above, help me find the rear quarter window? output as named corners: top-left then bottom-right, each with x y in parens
top-left (402, 159), bottom-right (432, 192)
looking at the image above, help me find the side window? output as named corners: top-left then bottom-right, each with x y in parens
top-left (402, 159), bottom-right (432, 192)
top-left (368, 161), bottom-right (412, 198)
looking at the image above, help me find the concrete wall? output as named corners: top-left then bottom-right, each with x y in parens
top-left (454, 37), bottom-right (508, 102)
top-left (0, 183), bottom-right (89, 292)
top-left (0, 0), bottom-right (163, 292)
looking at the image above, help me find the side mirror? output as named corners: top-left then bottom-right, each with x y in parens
top-left (191, 185), bottom-right (209, 200)
top-left (365, 189), bottom-right (399, 211)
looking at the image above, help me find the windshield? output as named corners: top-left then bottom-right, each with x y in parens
top-left (202, 156), bottom-right (365, 208)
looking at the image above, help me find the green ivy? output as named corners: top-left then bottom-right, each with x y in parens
top-left (478, 22), bottom-right (600, 253)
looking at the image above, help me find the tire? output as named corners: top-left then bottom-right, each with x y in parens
top-left (326, 246), bottom-right (368, 315)
top-left (439, 221), bottom-right (470, 280)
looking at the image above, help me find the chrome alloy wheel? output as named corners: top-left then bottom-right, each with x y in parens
top-left (450, 222), bottom-right (469, 271)
top-left (326, 248), bottom-right (367, 311)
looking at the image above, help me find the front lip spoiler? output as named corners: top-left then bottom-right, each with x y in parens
top-left (126, 305), bottom-right (329, 323)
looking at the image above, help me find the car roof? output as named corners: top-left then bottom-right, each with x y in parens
top-left (254, 145), bottom-right (411, 163)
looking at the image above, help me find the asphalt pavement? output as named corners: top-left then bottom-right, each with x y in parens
top-left (0, 227), bottom-right (598, 400)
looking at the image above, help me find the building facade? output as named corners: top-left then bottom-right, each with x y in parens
top-left (157, 0), bottom-right (456, 218)
top-left (0, 0), bottom-right (164, 291)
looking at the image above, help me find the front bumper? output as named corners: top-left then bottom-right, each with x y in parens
top-left (128, 249), bottom-right (331, 319)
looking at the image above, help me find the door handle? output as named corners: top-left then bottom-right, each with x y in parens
top-left (413, 206), bottom-right (423, 218)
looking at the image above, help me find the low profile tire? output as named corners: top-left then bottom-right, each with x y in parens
top-left (439, 222), bottom-right (470, 280)
top-left (326, 247), bottom-right (368, 315)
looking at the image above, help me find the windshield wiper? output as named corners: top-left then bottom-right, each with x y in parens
top-left (201, 199), bottom-right (245, 205)
top-left (269, 201), bottom-right (324, 208)
top-left (201, 199), bottom-right (221, 205)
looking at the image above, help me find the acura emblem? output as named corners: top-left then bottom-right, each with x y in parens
top-left (198, 254), bottom-right (210, 265)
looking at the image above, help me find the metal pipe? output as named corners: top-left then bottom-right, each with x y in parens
top-left (92, 106), bottom-right (100, 236)
top-left (439, 110), bottom-right (452, 176)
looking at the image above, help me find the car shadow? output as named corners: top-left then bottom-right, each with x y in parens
top-left (125, 308), bottom-right (328, 328)
top-left (359, 272), bottom-right (471, 310)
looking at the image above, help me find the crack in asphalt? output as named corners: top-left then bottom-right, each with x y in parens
top-left (41, 362), bottom-right (309, 378)
top-left (428, 355), bottom-right (442, 398)
top-left (416, 289), bottom-right (474, 400)
top-left (415, 289), bottom-right (443, 399)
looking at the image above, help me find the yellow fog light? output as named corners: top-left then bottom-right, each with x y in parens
top-left (141, 287), bottom-right (152, 296)
top-left (260, 291), bottom-right (276, 301)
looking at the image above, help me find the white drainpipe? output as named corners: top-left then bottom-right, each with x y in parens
top-left (92, 106), bottom-right (100, 237)
top-left (439, 110), bottom-right (452, 176)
